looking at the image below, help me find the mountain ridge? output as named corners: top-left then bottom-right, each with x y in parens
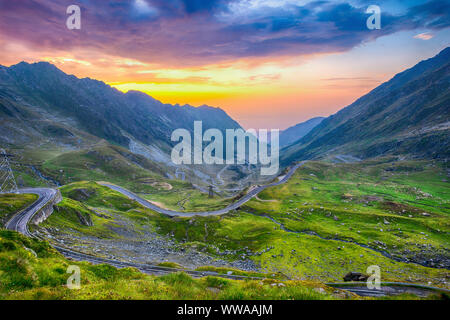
top-left (280, 117), bottom-right (325, 147)
top-left (281, 47), bottom-right (450, 165)
top-left (0, 61), bottom-right (242, 152)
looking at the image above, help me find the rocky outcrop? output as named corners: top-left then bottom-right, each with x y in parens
top-left (343, 272), bottom-right (369, 282)
top-left (74, 209), bottom-right (93, 227)
top-left (67, 188), bottom-right (96, 202)
top-left (31, 190), bottom-right (62, 225)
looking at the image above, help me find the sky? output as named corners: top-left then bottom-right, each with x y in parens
top-left (0, 0), bottom-right (449, 129)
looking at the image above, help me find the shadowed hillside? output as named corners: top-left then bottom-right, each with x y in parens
top-left (282, 47), bottom-right (450, 165)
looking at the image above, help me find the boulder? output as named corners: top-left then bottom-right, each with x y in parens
top-left (343, 272), bottom-right (369, 282)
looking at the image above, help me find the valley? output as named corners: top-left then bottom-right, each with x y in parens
top-left (0, 47), bottom-right (449, 300)
top-left (1, 156), bottom-right (449, 300)
top-left (38, 159), bottom-right (450, 284)
top-left (4, 154), bottom-right (450, 286)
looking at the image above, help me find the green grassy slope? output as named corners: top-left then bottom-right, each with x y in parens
top-left (281, 48), bottom-right (450, 164)
top-left (0, 230), bottom-right (346, 300)
top-left (39, 181), bottom-right (160, 239)
top-left (0, 193), bottom-right (38, 226)
top-left (35, 144), bottom-right (227, 212)
top-left (240, 160), bottom-right (449, 283)
top-left (41, 144), bottom-right (167, 185)
top-left (1, 158), bottom-right (449, 300)
top-left (33, 160), bottom-right (449, 288)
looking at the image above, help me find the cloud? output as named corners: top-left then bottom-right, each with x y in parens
top-left (321, 77), bottom-right (378, 82)
top-left (413, 32), bottom-right (434, 40)
top-left (408, 0), bottom-right (450, 29)
top-left (0, 0), bottom-right (448, 66)
top-left (132, 0), bottom-right (158, 18)
top-left (181, 0), bottom-right (230, 14)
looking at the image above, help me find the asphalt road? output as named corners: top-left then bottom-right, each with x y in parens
top-left (5, 188), bottom-right (57, 236)
top-left (100, 161), bottom-right (307, 217)
top-left (3, 187), bottom-right (266, 279)
top-left (326, 282), bottom-right (450, 297)
top-left (3, 162), bottom-right (306, 280)
top-left (6, 163), bottom-right (447, 296)
top-left (53, 245), bottom-right (264, 280)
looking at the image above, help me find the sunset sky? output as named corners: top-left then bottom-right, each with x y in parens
top-left (0, 0), bottom-right (449, 129)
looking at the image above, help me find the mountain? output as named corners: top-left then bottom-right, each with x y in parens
top-left (281, 47), bottom-right (450, 165)
top-left (0, 61), bottom-right (252, 190)
top-left (0, 61), bottom-right (241, 154)
top-left (280, 117), bottom-right (325, 147)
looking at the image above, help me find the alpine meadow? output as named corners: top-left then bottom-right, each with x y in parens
top-left (0, 0), bottom-right (449, 307)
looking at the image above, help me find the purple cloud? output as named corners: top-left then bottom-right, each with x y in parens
top-left (0, 0), bottom-right (448, 66)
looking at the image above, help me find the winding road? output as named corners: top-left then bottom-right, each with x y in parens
top-left (5, 162), bottom-right (448, 297)
top-left (100, 161), bottom-right (306, 217)
top-left (5, 188), bottom-right (57, 236)
top-left (3, 162), bottom-right (305, 280)
top-left (3, 188), bottom-right (266, 280)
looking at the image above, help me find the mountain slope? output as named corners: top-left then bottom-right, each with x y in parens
top-left (282, 47), bottom-right (450, 165)
top-left (280, 117), bottom-right (324, 147)
top-left (0, 62), bottom-right (242, 153)
top-left (0, 61), bottom-right (252, 190)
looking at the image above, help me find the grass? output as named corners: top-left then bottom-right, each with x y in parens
top-left (41, 144), bottom-right (165, 187)
top-left (0, 193), bottom-right (38, 227)
top-left (237, 160), bottom-right (449, 285)
top-left (141, 189), bottom-right (233, 212)
top-left (39, 181), bottom-right (160, 239)
top-left (135, 160), bottom-right (449, 287)
top-left (246, 160), bottom-right (449, 257)
top-left (34, 160), bottom-right (449, 288)
top-left (2, 158), bottom-right (448, 299)
top-left (11, 143), bottom-right (237, 212)
top-left (0, 230), bottom-right (343, 300)
top-left (195, 266), bottom-right (285, 279)
top-left (39, 144), bottom-right (230, 212)
top-left (157, 262), bottom-right (184, 269)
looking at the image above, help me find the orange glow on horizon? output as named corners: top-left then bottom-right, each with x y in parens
top-left (2, 47), bottom-right (387, 130)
